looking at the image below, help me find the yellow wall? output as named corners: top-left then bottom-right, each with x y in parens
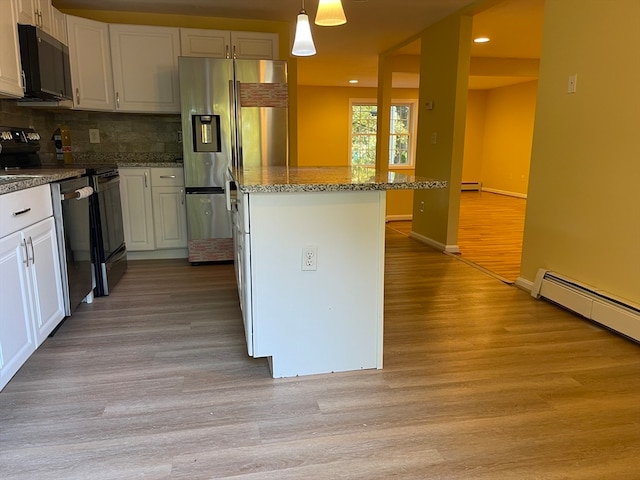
top-left (412, 13), bottom-right (472, 250)
top-left (297, 85), bottom-right (419, 217)
top-left (520, 0), bottom-right (640, 304)
top-left (481, 80), bottom-right (536, 195)
top-left (462, 90), bottom-right (487, 183)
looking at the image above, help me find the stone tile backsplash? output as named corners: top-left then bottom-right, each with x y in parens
top-left (0, 99), bottom-right (182, 165)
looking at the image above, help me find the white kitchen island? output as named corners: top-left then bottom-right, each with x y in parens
top-left (230, 166), bottom-right (446, 378)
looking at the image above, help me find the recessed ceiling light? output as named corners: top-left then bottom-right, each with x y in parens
top-left (474, 37), bottom-right (490, 43)
top-left (349, 79), bottom-right (359, 84)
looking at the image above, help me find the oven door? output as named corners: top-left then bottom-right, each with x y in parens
top-left (93, 171), bottom-right (127, 295)
top-left (94, 172), bottom-right (125, 260)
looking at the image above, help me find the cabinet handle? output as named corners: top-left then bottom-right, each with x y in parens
top-left (22, 239), bottom-right (30, 267)
top-left (116, 92), bottom-right (120, 109)
top-left (144, 171), bottom-right (148, 188)
top-left (232, 45), bottom-right (237, 59)
top-left (13, 207), bottom-right (32, 216)
top-left (21, 71), bottom-right (26, 92)
top-left (76, 88), bottom-right (80, 105)
top-left (180, 189), bottom-right (184, 205)
top-left (159, 175), bottom-right (176, 179)
top-left (225, 45), bottom-right (230, 59)
top-left (28, 236), bottom-right (35, 265)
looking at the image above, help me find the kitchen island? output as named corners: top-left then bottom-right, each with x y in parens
top-left (230, 166), bottom-right (446, 378)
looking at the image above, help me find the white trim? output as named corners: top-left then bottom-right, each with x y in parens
top-left (409, 230), bottom-right (460, 253)
top-left (481, 187), bottom-right (528, 199)
top-left (385, 214), bottom-right (413, 222)
top-left (126, 248), bottom-right (188, 260)
top-left (515, 276), bottom-right (535, 293)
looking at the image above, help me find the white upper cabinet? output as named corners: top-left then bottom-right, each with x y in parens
top-left (180, 28), bottom-right (230, 58)
top-left (52, 7), bottom-right (67, 44)
top-left (66, 15), bottom-right (114, 111)
top-left (180, 28), bottom-right (279, 59)
top-left (0, 0), bottom-right (24, 98)
top-left (230, 31), bottom-right (279, 60)
top-left (109, 24), bottom-right (181, 113)
top-left (16, 0), bottom-right (54, 37)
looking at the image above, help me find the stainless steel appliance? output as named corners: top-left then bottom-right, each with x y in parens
top-left (86, 166), bottom-right (127, 296)
top-left (179, 57), bottom-right (289, 263)
top-left (51, 176), bottom-right (94, 315)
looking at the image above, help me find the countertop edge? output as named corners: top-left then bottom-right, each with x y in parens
top-left (0, 169), bottom-right (86, 195)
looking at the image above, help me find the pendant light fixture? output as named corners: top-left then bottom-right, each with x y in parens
top-left (315, 0), bottom-right (347, 26)
top-left (292, 0), bottom-right (316, 56)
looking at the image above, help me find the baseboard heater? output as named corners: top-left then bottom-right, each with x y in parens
top-left (461, 181), bottom-right (481, 191)
top-left (531, 269), bottom-right (640, 342)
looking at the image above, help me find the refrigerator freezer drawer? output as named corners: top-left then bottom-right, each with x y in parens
top-left (186, 192), bottom-right (232, 240)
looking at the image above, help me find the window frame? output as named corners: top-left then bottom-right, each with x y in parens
top-left (349, 98), bottom-right (418, 169)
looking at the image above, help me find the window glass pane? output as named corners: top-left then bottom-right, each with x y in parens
top-left (351, 104), bottom-right (377, 165)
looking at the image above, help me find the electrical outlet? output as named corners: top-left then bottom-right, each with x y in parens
top-left (302, 245), bottom-right (317, 271)
top-left (89, 129), bottom-right (100, 144)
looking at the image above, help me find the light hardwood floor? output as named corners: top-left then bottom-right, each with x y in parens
top-left (388, 191), bottom-right (526, 282)
top-left (1, 228), bottom-right (639, 479)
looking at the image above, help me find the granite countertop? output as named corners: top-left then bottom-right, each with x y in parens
top-left (0, 168), bottom-right (86, 195)
top-left (233, 166), bottom-right (448, 193)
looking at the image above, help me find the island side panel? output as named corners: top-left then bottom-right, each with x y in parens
top-left (248, 190), bottom-right (386, 377)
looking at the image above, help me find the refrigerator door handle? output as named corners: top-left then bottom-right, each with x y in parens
top-left (235, 81), bottom-right (243, 168)
top-left (225, 175), bottom-right (236, 212)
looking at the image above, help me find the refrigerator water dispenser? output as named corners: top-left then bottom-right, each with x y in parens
top-left (192, 114), bottom-right (221, 152)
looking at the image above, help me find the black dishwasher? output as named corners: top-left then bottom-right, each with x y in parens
top-left (51, 176), bottom-right (94, 316)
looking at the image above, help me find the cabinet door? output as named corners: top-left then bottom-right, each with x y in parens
top-left (180, 28), bottom-right (230, 58)
top-left (110, 24), bottom-right (181, 113)
top-left (66, 15), bottom-right (115, 111)
top-left (25, 217), bottom-right (65, 345)
top-left (15, 0), bottom-right (37, 26)
top-left (34, 0), bottom-right (53, 35)
top-left (230, 31), bottom-right (279, 60)
top-left (119, 169), bottom-right (155, 251)
top-left (0, 230), bottom-right (36, 391)
top-left (152, 186), bottom-right (188, 249)
top-left (0, 0), bottom-right (24, 98)
top-left (52, 7), bottom-right (67, 43)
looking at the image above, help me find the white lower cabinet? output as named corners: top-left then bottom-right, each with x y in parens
top-left (119, 167), bottom-right (187, 258)
top-left (231, 187), bottom-right (386, 378)
top-left (1, 186), bottom-right (65, 391)
top-left (119, 168), bottom-right (155, 251)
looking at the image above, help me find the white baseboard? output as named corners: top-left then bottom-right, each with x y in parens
top-left (515, 276), bottom-right (534, 293)
top-left (409, 230), bottom-right (460, 253)
top-left (386, 214), bottom-right (413, 222)
top-left (482, 187), bottom-right (528, 199)
top-left (127, 248), bottom-right (188, 260)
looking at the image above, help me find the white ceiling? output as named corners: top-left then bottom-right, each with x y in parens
top-left (54, 0), bottom-right (545, 89)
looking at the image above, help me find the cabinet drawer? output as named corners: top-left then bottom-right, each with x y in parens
top-left (0, 185), bottom-right (53, 238)
top-left (151, 168), bottom-right (184, 187)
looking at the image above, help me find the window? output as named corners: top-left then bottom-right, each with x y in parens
top-left (350, 100), bottom-right (417, 168)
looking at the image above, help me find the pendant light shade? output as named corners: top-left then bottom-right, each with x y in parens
top-left (315, 0), bottom-right (347, 26)
top-left (292, 9), bottom-right (316, 56)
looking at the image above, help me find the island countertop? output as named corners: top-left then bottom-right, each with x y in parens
top-left (233, 166), bottom-right (447, 193)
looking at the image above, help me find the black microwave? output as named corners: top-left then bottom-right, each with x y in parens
top-left (17, 24), bottom-right (72, 101)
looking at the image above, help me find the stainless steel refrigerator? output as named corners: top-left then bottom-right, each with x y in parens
top-left (179, 56), bottom-right (289, 263)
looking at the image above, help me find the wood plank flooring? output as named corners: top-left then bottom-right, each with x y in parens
top-left (1, 229), bottom-right (639, 479)
top-left (388, 191), bottom-right (526, 282)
